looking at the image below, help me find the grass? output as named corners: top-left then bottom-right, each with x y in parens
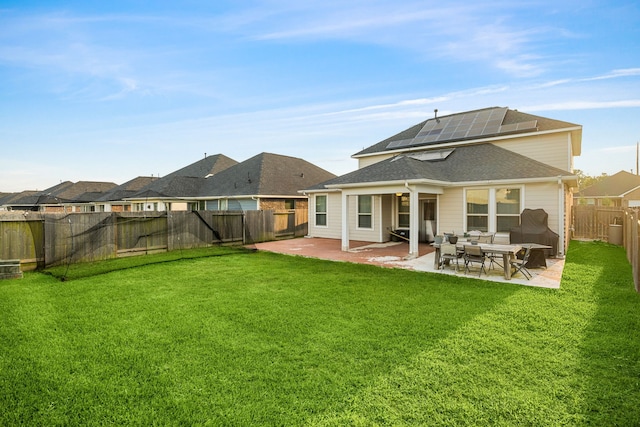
top-left (1, 240), bottom-right (639, 425)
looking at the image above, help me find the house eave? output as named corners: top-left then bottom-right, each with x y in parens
top-left (298, 188), bottom-right (342, 194)
top-left (323, 175), bottom-right (578, 190)
top-left (189, 194), bottom-right (308, 201)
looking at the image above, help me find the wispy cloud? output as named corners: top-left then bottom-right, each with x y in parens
top-left (600, 145), bottom-right (637, 153)
top-left (522, 100), bottom-right (640, 112)
top-left (581, 68), bottom-right (640, 81)
top-left (235, 2), bottom-right (568, 77)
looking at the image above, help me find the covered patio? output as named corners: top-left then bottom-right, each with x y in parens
top-left (253, 237), bottom-right (563, 289)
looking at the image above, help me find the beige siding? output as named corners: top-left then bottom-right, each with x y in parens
top-left (349, 195), bottom-right (384, 242)
top-left (357, 153), bottom-right (394, 169)
top-left (307, 193), bottom-right (342, 239)
top-left (522, 182), bottom-right (560, 234)
top-left (495, 133), bottom-right (572, 172)
top-left (436, 183), bottom-right (562, 238)
top-left (438, 188), bottom-right (465, 235)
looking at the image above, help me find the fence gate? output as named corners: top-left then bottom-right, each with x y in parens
top-left (572, 205), bottom-right (623, 241)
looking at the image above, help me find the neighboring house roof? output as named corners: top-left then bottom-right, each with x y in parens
top-left (48, 181), bottom-right (118, 203)
top-left (10, 191), bottom-right (41, 204)
top-left (164, 153), bottom-right (238, 179)
top-left (130, 176), bottom-right (206, 199)
top-left (0, 191), bottom-right (40, 208)
top-left (96, 176), bottom-right (159, 202)
top-left (0, 192), bottom-right (12, 204)
top-left (7, 181), bottom-right (117, 206)
top-left (577, 170), bottom-right (640, 198)
top-left (127, 154), bottom-right (238, 199)
top-left (309, 144), bottom-right (575, 190)
top-left (354, 106), bottom-right (582, 157)
top-left (198, 152), bottom-right (337, 197)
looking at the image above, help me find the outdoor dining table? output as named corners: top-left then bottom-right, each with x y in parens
top-left (433, 242), bottom-right (523, 280)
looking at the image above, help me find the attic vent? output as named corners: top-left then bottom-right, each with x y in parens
top-left (404, 148), bottom-right (455, 162)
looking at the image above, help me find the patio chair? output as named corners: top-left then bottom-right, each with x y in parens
top-left (477, 233), bottom-right (500, 270)
top-left (510, 247), bottom-right (532, 280)
top-left (439, 243), bottom-right (460, 271)
top-left (463, 244), bottom-right (487, 277)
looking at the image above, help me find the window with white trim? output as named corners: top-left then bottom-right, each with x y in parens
top-left (357, 195), bottom-right (373, 229)
top-left (496, 188), bottom-right (521, 232)
top-left (466, 189), bottom-right (489, 232)
top-left (397, 194), bottom-right (410, 228)
top-left (465, 187), bottom-right (522, 232)
top-left (315, 195), bottom-right (327, 227)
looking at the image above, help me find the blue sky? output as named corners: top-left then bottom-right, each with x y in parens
top-left (1, 1), bottom-right (639, 192)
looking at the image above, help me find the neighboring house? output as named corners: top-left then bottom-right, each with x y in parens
top-left (193, 152), bottom-right (337, 211)
top-left (0, 191), bottom-right (41, 211)
top-left (2, 181), bottom-right (117, 212)
top-left (126, 154), bottom-right (239, 211)
top-left (93, 176), bottom-right (159, 212)
top-left (124, 152), bottom-right (335, 212)
top-left (305, 106), bottom-right (581, 257)
top-left (574, 170), bottom-right (640, 207)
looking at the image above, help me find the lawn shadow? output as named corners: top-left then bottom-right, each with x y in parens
top-left (564, 241), bottom-right (640, 425)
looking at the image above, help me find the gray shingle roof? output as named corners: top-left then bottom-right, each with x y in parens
top-left (131, 176), bottom-right (206, 199)
top-left (96, 176), bottom-right (159, 202)
top-left (128, 154), bottom-right (238, 199)
top-left (52, 181), bottom-right (118, 202)
top-left (7, 181), bottom-right (117, 205)
top-left (354, 107), bottom-right (580, 157)
top-left (198, 152), bottom-right (337, 197)
top-left (310, 143), bottom-right (574, 189)
top-left (164, 153), bottom-right (238, 179)
top-left (0, 190), bottom-right (40, 207)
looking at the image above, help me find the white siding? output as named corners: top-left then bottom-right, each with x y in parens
top-left (495, 133), bottom-right (572, 171)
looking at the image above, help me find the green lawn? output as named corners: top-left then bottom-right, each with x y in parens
top-left (1, 241), bottom-right (639, 426)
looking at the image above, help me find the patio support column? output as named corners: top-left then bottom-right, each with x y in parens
top-left (558, 177), bottom-right (565, 256)
top-left (407, 185), bottom-right (419, 259)
top-left (341, 192), bottom-right (349, 251)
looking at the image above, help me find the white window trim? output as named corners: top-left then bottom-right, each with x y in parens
top-left (356, 195), bottom-right (373, 230)
top-left (464, 186), bottom-right (524, 233)
top-left (315, 194), bottom-right (328, 228)
top-left (396, 193), bottom-right (410, 229)
top-left (495, 187), bottom-right (523, 232)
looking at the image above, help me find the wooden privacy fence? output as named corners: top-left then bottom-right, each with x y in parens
top-left (572, 205), bottom-right (640, 292)
top-left (621, 208), bottom-right (640, 292)
top-left (0, 209), bottom-right (308, 270)
top-left (571, 205), bottom-right (624, 241)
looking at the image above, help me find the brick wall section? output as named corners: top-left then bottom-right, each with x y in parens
top-left (260, 198), bottom-right (308, 211)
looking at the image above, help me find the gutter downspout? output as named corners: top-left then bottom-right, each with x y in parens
top-left (341, 191), bottom-right (349, 251)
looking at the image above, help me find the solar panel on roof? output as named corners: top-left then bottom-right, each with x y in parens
top-left (386, 107), bottom-right (510, 150)
top-left (499, 120), bottom-right (537, 133)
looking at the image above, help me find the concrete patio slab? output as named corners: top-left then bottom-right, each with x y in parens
top-left (252, 237), bottom-right (563, 289)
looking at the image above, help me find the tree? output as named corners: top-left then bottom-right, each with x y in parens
top-left (574, 169), bottom-right (608, 191)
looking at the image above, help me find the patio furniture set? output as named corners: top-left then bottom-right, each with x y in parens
top-left (433, 233), bottom-right (552, 280)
